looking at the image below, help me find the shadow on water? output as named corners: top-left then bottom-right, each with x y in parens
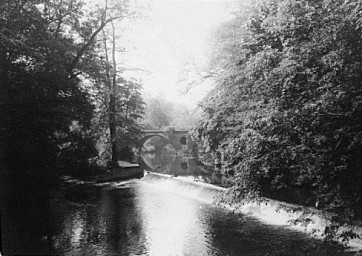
top-left (1, 172), bottom-right (59, 255)
top-left (50, 184), bottom-right (149, 255)
top-left (0, 150), bottom-right (355, 255)
top-left (1, 177), bottom-right (353, 256)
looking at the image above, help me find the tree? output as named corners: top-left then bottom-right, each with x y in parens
top-left (194, 0), bottom-right (362, 233)
top-left (143, 97), bottom-right (173, 130)
top-left (86, 0), bottom-right (144, 165)
top-left (115, 78), bottom-right (145, 160)
top-left (0, 0), bottom-right (104, 199)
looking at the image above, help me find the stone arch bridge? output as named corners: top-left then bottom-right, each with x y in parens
top-left (140, 129), bottom-right (196, 153)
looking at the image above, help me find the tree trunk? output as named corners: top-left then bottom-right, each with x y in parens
top-left (109, 93), bottom-right (117, 166)
top-left (109, 20), bottom-right (118, 167)
top-left (102, 22), bottom-right (118, 167)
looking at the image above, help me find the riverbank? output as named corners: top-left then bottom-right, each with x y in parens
top-left (221, 196), bottom-right (362, 252)
top-left (58, 170), bottom-right (362, 254)
top-left (64, 161), bottom-right (144, 183)
top-left (61, 164), bottom-right (362, 253)
top-left (193, 153), bottom-right (362, 252)
top-left (11, 171), bottom-right (350, 256)
top-left (95, 163), bottom-right (144, 183)
top-left (143, 171), bottom-right (362, 253)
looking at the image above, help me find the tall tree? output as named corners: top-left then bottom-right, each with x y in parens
top-left (86, 0), bottom-right (144, 166)
top-left (0, 0), bottom-right (104, 195)
top-left (195, 0), bottom-right (362, 233)
top-left (101, 19), bottom-right (119, 166)
top-left (115, 78), bottom-right (145, 160)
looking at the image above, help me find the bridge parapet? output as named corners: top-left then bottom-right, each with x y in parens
top-left (143, 130), bottom-right (165, 133)
top-left (143, 129), bottom-right (188, 134)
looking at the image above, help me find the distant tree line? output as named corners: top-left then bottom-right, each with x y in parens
top-left (0, 0), bottom-right (144, 195)
top-left (142, 96), bottom-right (197, 130)
top-left (194, 0), bottom-right (362, 231)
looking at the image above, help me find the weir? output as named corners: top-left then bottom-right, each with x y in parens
top-left (139, 172), bottom-right (226, 204)
top-left (138, 171), bottom-right (362, 251)
top-left (63, 171), bottom-right (362, 252)
top-left (32, 172), bottom-right (359, 255)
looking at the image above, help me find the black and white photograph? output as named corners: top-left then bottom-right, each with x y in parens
top-left (1, 0), bottom-right (362, 255)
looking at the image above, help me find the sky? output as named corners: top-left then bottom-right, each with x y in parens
top-left (120, 0), bottom-right (236, 108)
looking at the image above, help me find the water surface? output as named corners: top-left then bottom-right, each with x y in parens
top-left (2, 177), bottom-right (350, 256)
top-left (1, 148), bottom-right (352, 255)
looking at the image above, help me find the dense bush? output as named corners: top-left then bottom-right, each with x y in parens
top-left (194, 0), bottom-right (362, 222)
top-left (0, 0), bottom-right (144, 187)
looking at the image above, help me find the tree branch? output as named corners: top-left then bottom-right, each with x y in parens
top-left (67, 15), bottom-right (124, 78)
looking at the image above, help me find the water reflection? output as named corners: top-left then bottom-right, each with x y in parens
top-left (1, 143), bottom-right (352, 256)
top-left (1, 188), bottom-right (58, 255)
top-left (136, 182), bottom-right (212, 255)
top-left (51, 184), bottom-right (148, 256)
top-left (2, 180), bottom-right (350, 255)
top-left (140, 148), bottom-right (224, 185)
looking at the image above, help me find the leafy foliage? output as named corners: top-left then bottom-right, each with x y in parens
top-left (143, 97), bottom-right (173, 130)
top-left (142, 97), bottom-right (197, 130)
top-left (87, 23), bottom-right (144, 164)
top-left (194, 0), bottom-right (362, 226)
top-left (0, 0), bottom-right (145, 184)
top-left (0, 0), bottom-right (99, 181)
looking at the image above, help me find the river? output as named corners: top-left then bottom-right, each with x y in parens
top-left (1, 149), bottom-right (352, 255)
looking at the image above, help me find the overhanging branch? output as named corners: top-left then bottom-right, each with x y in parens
top-left (67, 15), bottom-right (124, 79)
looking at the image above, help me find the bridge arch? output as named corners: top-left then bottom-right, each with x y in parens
top-left (139, 129), bottom-right (196, 154)
top-left (139, 134), bottom-right (170, 148)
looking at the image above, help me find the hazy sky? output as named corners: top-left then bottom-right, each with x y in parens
top-left (122, 0), bottom-right (235, 108)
